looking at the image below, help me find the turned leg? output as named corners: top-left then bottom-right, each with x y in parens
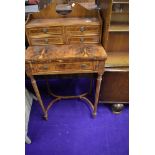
top-left (30, 75), bottom-right (47, 120)
top-left (93, 73), bottom-right (103, 117)
top-left (112, 104), bottom-right (124, 114)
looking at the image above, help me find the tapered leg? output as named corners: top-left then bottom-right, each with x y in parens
top-left (93, 73), bottom-right (103, 117)
top-left (30, 75), bottom-right (47, 120)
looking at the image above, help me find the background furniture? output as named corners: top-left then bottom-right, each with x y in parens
top-left (98, 0), bottom-right (129, 113)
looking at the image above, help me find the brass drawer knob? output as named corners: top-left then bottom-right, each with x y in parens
top-left (80, 26), bottom-right (85, 32)
top-left (81, 64), bottom-right (88, 69)
top-left (80, 38), bottom-right (84, 43)
top-left (57, 60), bottom-right (63, 63)
top-left (45, 38), bottom-right (48, 44)
top-left (39, 65), bottom-right (49, 70)
top-left (95, 64), bottom-right (99, 69)
top-left (43, 28), bottom-right (48, 33)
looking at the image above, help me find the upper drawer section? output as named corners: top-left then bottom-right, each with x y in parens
top-left (65, 25), bottom-right (100, 35)
top-left (27, 26), bottom-right (63, 36)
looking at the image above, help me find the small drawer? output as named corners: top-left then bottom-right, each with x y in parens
top-left (54, 62), bottom-right (93, 71)
top-left (66, 25), bottom-right (100, 35)
top-left (68, 36), bottom-right (100, 44)
top-left (30, 37), bottom-right (64, 45)
top-left (30, 62), bottom-right (95, 74)
top-left (28, 26), bottom-right (63, 36)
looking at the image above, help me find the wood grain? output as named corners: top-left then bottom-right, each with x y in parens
top-left (107, 32), bottom-right (129, 52)
top-left (100, 70), bottom-right (129, 102)
top-left (25, 44), bottom-right (107, 62)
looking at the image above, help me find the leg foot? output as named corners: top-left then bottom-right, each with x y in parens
top-left (92, 112), bottom-right (97, 118)
top-left (112, 104), bottom-right (124, 114)
top-left (43, 112), bottom-right (48, 120)
top-left (25, 135), bottom-right (31, 144)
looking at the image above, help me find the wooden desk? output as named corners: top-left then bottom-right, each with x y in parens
top-left (25, 44), bottom-right (107, 120)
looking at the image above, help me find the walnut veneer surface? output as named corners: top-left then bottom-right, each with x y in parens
top-left (26, 44), bottom-right (107, 75)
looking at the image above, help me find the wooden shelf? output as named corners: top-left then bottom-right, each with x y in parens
top-left (109, 23), bottom-right (129, 32)
top-left (112, 1), bottom-right (129, 4)
top-left (112, 11), bottom-right (129, 14)
top-left (105, 52), bottom-right (129, 68)
top-left (112, 0), bottom-right (129, 4)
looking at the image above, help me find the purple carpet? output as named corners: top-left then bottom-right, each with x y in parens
top-left (25, 78), bottom-right (129, 155)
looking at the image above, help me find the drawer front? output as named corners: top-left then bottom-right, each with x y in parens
top-left (31, 62), bottom-right (95, 74)
top-left (66, 25), bottom-right (100, 35)
top-left (28, 26), bottom-right (63, 36)
top-left (30, 37), bottom-right (64, 45)
top-left (68, 36), bottom-right (100, 44)
top-left (54, 62), bottom-right (93, 71)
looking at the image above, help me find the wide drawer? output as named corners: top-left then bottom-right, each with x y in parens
top-left (54, 62), bottom-right (93, 71)
top-left (30, 62), bottom-right (95, 74)
top-left (30, 37), bottom-right (64, 45)
top-left (27, 26), bottom-right (63, 36)
top-left (68, 36), bottom-right (100, 44)
top-left (66, 25), bottom-right (100, 35)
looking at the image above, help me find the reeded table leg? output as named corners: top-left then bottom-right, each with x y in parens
top-left (30, 75), bottom-right (47, 120)
top-left (93, 73), bottom-right (103, 117)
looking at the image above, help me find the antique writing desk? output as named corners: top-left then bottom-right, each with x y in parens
top-left (25, 1), bottom-right (107, 120)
